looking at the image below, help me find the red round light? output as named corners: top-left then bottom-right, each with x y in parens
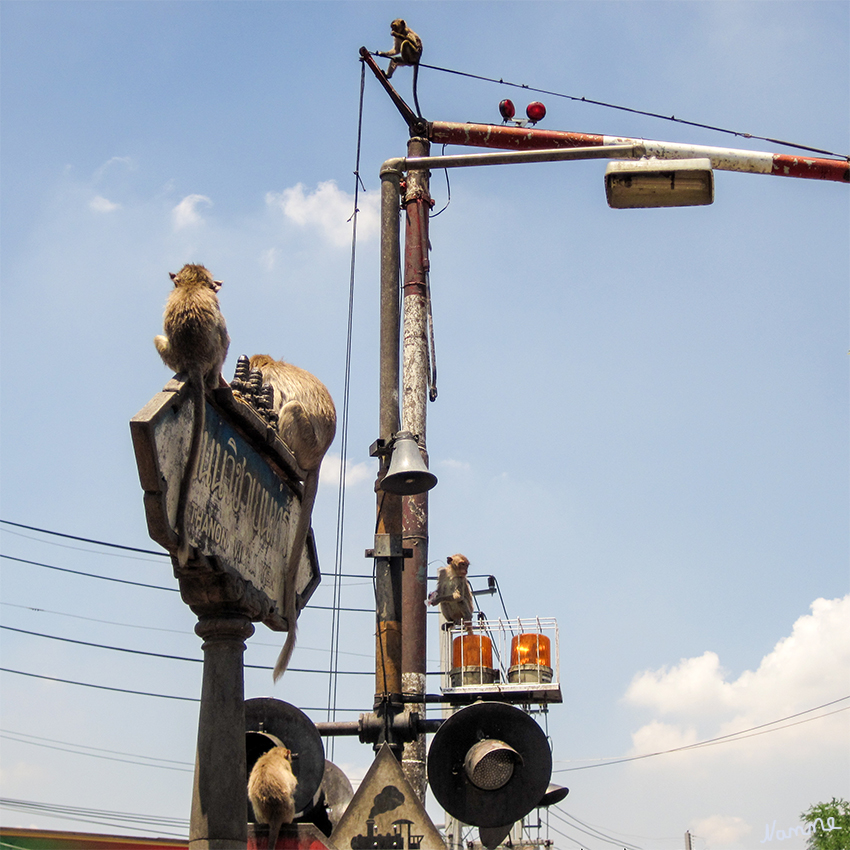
top-left (526, 101), bottom-right (546, 123)
top-left (499, 99), bottom-right (516, 120)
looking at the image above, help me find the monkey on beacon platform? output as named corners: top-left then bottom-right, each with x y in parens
top-left (154, 264), bottom-right (229, 568)
top-left (429, 554), bottom-right (474, 626)
top-left (248, 746), bottom-right (298, 850)
top-left (248, 355), bottom-right (336, 681)
top-left (376, 19), bottom-right (423, 115)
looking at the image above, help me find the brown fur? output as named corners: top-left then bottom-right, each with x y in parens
top-left (377, 18), bottom-right (422, 78)
top-left (248, 746), bottom-right (298, 850)
top-left (154, 264), bottom-right (229, 566)
top-left (429, 554), bottom-right (474, 625)
top-left (248, 355), bottom-right (336, 681)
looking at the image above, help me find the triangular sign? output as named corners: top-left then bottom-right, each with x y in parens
top-left (330, 745), bottom-right (445, 850)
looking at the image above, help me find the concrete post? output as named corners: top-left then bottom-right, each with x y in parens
top-left (189, 614), bottom-right (255, 850)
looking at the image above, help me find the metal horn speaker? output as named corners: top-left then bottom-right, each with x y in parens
top-left (380, 431), bottom-right (438, 495)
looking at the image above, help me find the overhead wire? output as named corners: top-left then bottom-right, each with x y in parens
top-left (416, 61), bottom-right (850, 160)
top-left (0, 601), bottom-right (374, 656)
top-left (0, 730), bottom-right (193, 773)
top-left (0, 624), bottom-right (373, 675)
top-left (0, 519), bottom-right (167, 557)
top-left (0, 554), bottom-right (372, 610)
top-left (0, 667), bottom-right (365, 711)
top-left (0, 798), bottom-right (188, 838)
top-left (553, 695), bottom-right (850, 773)
top-left (0, 553), bottom-right (177, 592)
top-left (326, 56), bottom-right (367, 757)
top-left (549, 806), bottom-right (644, 850)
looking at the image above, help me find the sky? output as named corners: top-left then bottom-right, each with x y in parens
top-left (0, 2), bottom-right (848, 849)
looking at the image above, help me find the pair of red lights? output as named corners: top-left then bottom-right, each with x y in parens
top-left (499, 99), bottom-right (547, 125)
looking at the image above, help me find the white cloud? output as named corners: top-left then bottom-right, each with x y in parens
top-left (259, 247), bottom-right (279, 271)
top-left (172, 193), bottom-right (212, 230)
top-left (266, 180), bottom-right (380, 248)
top-left (691, 814), bottom-right (752, 847)
top-left (629, 720), bottom-right (699, 755)
top-left (92, 155), bottom-right (134, 181)
top-left (89, 195), bottom-right (121, 213)
top-left (624, 595), bottom-right (850, 753)
top-left (439, 458), bottom-right (472, 472)
top-left (319, 454), bottom-right (375, 490)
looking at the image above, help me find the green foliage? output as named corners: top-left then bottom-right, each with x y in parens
top-left (800, 798), bottom-right (850, 850)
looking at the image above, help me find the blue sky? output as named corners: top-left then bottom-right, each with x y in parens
top-left (1, 3), bottom-right (848, 849)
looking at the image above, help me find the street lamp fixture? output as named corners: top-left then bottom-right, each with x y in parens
top-left (605, 156), bottom-right (715, 208)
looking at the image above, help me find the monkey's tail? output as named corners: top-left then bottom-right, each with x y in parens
top-left (267, 816), bottom-right (284, 850)
top-left (176, 372), bottom-right (205, 568)
top-left (413, 62), bottom-right (422, 118)
top-left (272, 470), bottom-right (320, 682)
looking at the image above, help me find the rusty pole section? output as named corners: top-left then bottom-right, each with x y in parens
top-left (373, 161), bottom-right (405, 758)
top-left (428, 120), bottom-right (850, 182)
top-left (400, 135), bottom-right (432, 801)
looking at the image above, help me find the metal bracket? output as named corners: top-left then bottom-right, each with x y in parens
top-left (366, 534), bottom-right (413, 559)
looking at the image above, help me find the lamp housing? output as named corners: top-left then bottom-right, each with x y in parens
top-left (605, 157), bottom-right (714, 208)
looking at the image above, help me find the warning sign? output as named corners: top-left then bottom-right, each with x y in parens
top-left (330, 746), bottom-right (445, 850)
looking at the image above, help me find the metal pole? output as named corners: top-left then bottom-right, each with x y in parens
top-left (374, 161), bottom-right (404, 757)
top-left (428, 120), bottom-right (850, 182)
top-left (400, 135), bottom-right (432, 801)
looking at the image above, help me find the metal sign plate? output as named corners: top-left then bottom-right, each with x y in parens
top-left (131, 378), bottom-right (320, 629)
top-left (330, 746), bottom-right (445, 850)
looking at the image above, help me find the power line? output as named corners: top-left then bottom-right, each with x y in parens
top-left (0, 666), bottom-right (200, 702)
top-left (0, 553), bottom-right (178, 592)
top-left (0, 667), bottom-right (366, 711)
top-left (415, 61), bottom-right (850, 160)
top-left (0, 519), bottom-right (167, 556)
top-left (0, 730), bottom-right (193, 773)
top-left (550, 806), bottom-right (645, 850)
top-left (0, 797), bottom-right (188, 839)
top-left (0, 601), bottom-right (375, 657)
top-left (0, 519), bottom-right (371, 577)
top-left (0, 624), bottom-right (373, 675)
top-left (554, 695), bottom-right (850, 773)
top-left (1, 554), bottom-right (373, 611)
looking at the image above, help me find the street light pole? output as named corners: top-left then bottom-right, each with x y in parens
top-left (400, 134), bottom-right (432, 801)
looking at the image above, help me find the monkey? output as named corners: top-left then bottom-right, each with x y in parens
top-left (248, 355), bottom-right (336, 681)
top-left (154, 264), bottom-right (230, 568)
top-left (248, 746), bottom-right (298, 850)
top-left (376, 18), bottom-right (423, 116)
top-left (428, 554), bottom-right (474, 626)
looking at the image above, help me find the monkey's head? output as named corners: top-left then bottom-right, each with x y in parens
top-left (390, 18), bottom-right (408, 35)
top-left (448, 554), bottom-right (469, 575)
top-left (170, 264), bottom-right (222, 293)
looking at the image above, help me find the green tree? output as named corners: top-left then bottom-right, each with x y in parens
top-left (800, 798), bottom-right (850, 850)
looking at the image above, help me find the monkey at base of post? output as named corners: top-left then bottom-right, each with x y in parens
top-left (248, 746), bottom-right (298, 850)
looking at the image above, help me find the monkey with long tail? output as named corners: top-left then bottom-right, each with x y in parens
top-left (154, 264), bottom-right (229, 567)
top-left (376, 18), bottom-right (424, 117)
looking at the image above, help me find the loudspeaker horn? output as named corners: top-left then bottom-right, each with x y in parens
top-left (380, 431), bottom-right (438, 495)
